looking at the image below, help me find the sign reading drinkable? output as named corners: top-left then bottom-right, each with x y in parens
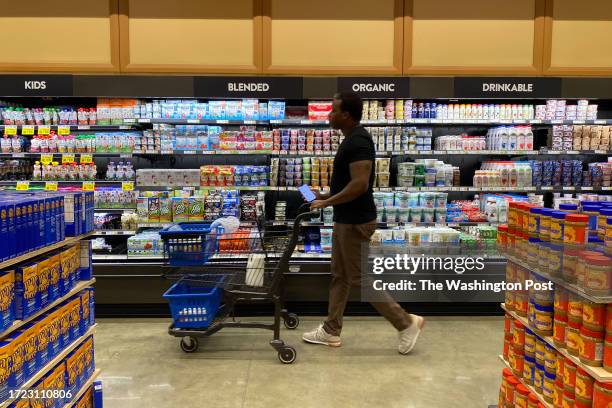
top-left (337, 77), bottom-right (410, 98)
top-left (0, 75), bottom-right (73, 97)
top-left (194, 76), bottom-right (302, 99)
top-left (454, 77), bottom-right (561, 98)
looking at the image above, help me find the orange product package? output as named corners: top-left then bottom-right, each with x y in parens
top-left (48, 253), bottom-right (61, 301)
top-left (69, 299), bottom-right (82, 338)
top-left (59, 304), bottom-right (72, 344)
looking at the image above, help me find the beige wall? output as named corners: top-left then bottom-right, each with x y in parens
top-left (407, 0), bottom-right (541, 74)
top-left (0, 0), bottom-right (118, 72)
top-left (120, 0), bottom-right (261, 73)
top-left (263, 0), bottom-right (402, 74)
top-left (545, 0), bottom-right (612, 74)
top-left (0, 0), bottom-right (610, 75)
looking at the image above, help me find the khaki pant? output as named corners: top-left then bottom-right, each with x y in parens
top-left (323, 221), bottom-right (412, 336)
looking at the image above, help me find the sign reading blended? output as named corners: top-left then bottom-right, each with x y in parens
top-left (194, 76), bottom-right (302, 99)
top-left (454, 77), bottom-right (562, 98)
top-left (337, 77), bottom-right (410, 98)
top-left (0, 75), bottom-right (73, 97)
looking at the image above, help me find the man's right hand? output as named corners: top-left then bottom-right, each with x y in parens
top-left (311, 189), bottom-right (330, 201)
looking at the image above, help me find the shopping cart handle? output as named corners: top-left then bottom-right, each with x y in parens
top-left (294, 204), bottom-right (321, 227)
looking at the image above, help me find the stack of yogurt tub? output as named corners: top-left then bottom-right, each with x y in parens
top-left (373, 191), bottom-right (448, 224)
top-left (397, 159), bottom-right (457, 188)
top-left (371, 226), bottom-right (461, 255)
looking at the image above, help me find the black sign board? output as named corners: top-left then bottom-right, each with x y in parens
top-left (0, 75), bottom-right (73, 97)
top-left (454, 77), bottom-right (562, 98)
top-left (194, 76), bottom-right (302, 99)
top-left (337, 77), bottom-right (410, 98)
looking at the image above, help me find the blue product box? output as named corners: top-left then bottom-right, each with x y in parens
top-left (44, 198), bottom-right (53, 246)
top-left (84, 336), bottom-right (94, 378)
top-left (59, 197), bottom-right (66, 241)
top-left (33, 318), bottom-right (49, 371)
top-left (0, 340), bottom-right (11, 402)
top-left (37, 257), bottom-right (50, 308)
top-left (14, 263), bottom-right (39, 320)
top-left (59, 304), bottom-right (71, 350)
top-left (47, 310), bottom-right (62, 359)
top-left (47, 252), bottom-right (61, 304)
top-left (0, 202), bottom-right (7, 262)
top-left (37, 199), bottom-right (45, 249)
top-left (0, 271), bottom-right (15, 333)
top-left (17, 326), bottom-right (37, 379)
top-left (64, 350), bottom-right (80, 397)
top-left (78, 291), bottom-right (91, 336)
top-left (9, 335), bottom-right (25, 388)
top-left (79, 241), bottom-right (92, 281)
top-left (88, 288), bottom-right (95, 327)
top-left (14, 202), bottom-right (24, 256)
top-left (68, 298), bottom-right (81, 342)
top-left (93, 380), bottom-right (103, 408)
top-left (6, 203), bottom-right (15, 260)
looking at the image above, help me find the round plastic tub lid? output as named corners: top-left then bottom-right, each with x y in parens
top-left (551, 211), bottom-right (567, 219)
top-left (565, 214), bottom-right (589, 222)
top-left (559, 204), bottom-right (578, 211)
top-left (530, 207), bottom-right (543, 214)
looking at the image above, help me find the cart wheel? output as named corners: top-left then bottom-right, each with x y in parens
top-left (278, 346), bottom-right (297, 364)
top-left (180, 337), bottom-right (199, 353)
top-left (283, 314), bottom-right (300, 330)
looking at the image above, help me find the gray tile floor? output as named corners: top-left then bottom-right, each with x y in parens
top-left (95, 316), bottom-right (503, 408)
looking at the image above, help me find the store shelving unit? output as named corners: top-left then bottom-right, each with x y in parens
top-left (0, 232), bottom-right (93, 270)
top-left (0, 325), bottom-right (97, 408)
top-left (504, 253), bottom-right (612, 304)
top-left (498, 355), bottom-right (553, 408)
top-left (0, 279), bottom-right (96, 340)
top-left (501, 304), bottom-right (612, 382)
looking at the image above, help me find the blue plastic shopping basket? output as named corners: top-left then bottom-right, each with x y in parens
top-left (163, 275), bottom-right (226, 329)
top-left (159, 222), bottom-right (218, 266)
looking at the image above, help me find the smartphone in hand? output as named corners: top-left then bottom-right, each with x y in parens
top-left (298, 184), bottom-right (316, 202)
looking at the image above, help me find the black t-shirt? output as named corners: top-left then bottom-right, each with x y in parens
top-left (330, 126), bottom-right (376, 224)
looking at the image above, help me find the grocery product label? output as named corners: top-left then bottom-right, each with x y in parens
top-left (40, 153), bottom-right (53, 165)
top-left (82, 181), bottom-right (95, 191)
top-left (16, 181), bottom-right (29, 191)
top-left (194, 76), bottom-right (302, 99)
top-left (79, 154), bottom-right (93, 164)
top-left (21, 125), bottom-right (34, 135)
top-left (454, 77), bottom-right (561, 98)
top-left (62, 154), bottom-right (75, 164)
top-left (37, 125), bottom-right (50, 135)
top-left (338, 77), bottom-right (410, 98)
top-left (121, 181), bottom-right (134, 191)
top-left (57, 125), bottom-right (70, 135)
top-left (4, 125), bottom-right (17, 135)
top-left (45, 181), bottom-right (58, 191)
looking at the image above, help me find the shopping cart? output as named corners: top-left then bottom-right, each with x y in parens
top-left (161, 205), bottom-right (319, 364)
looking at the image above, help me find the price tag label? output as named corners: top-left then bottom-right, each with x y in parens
top-left (82, 181), bottom-right (95, 191)
top-left (37, 126), bottom-right (50, 135)
top-left (4, 125), bottom-right (17, 135)
top-left (16, 181), bottom-right (29, 191)
top-left (573, 120), bottom-right (585, 125)
top-left (183, 150), bottom-right (196, 155)
top-left (45, 181), bottom-right (58, 191)
top-left (551, 120), bottom-right (563, 124)
top-left (187, 119), bottom-right (199, 124)
top-left (531, 120), bottom-right (542, 124)
top-left (62, 154), bottom-right (75, 164)
top-left (541, 186), bottom-right (553, 191)
top-left (139, 118), bottom-right (151, 123)
top-left (216, 120), bottom-right (229, 124)
top-left (77, 125), bottom-right (90, 130)
top-left (79, 154), bottom-right (93, 164)
top-left (21, 125), bottom-right (35, 135)
top-left (300, 120), bottom-right (313, 125)
top-left (582, 186), bottom-right (594, 191)
top-left (40, 154), bottom-right (54, 165)
top-left (57, 126), bottom-right (70, 135)
top-left (594, 120), bottom-right (606, 125)
top-left (121, 181), bottom-right (134, 191)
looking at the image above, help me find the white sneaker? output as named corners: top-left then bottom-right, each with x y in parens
top-left (398, 314), bottom-right (425, 355)
top-left (302, 324), bottom-right (342, 347)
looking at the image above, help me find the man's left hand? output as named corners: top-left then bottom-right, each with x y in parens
top-left (310, 200), bottom-right (328, 210)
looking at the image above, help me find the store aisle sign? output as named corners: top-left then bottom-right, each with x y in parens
top-left (194, 76), bottom-right (302, 99)
top-left (454, 77), bottom-right (562, 98)
top-left (337, 77), bottom-right (410, 98)
top-left (0, 75), bottom-right (73, 97)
